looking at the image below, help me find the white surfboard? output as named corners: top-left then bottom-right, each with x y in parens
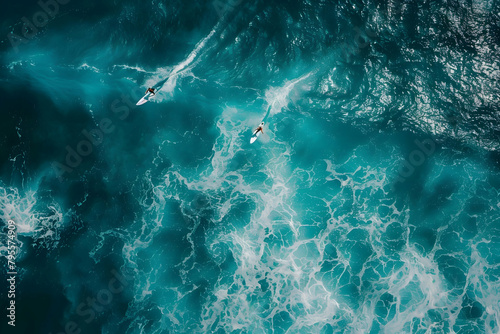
top-left (136, 91), bottom-right (155, 106)
top-left (250, 122), bottom-right (264, 144)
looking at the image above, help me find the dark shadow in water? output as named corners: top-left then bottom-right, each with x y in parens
top-left (423, 176), bottom-right (459, 214)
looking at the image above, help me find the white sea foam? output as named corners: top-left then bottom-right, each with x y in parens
top-left (112, 64), bottom-right (149, 73)
top-left (0, 184), bottom-right (63, 252)
top-left (264, 73), bottom-right (314, 117)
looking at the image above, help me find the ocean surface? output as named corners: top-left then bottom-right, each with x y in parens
top-left (1, 0), bottom-right (500, 333)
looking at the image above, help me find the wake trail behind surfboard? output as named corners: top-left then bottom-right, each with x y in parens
top-left (261, 106), bottom-right (271, 123)
top-left (252, 73), bottom-right (312, 143)
top-left (146, 22), bottom-right (222, 94)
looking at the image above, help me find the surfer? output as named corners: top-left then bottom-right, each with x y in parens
top-left (250, 122), bottom-right (265, 144)
top-left (136, 87), bottom-right (157, 106)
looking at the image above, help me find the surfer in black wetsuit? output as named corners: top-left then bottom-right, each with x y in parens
top-left (146, 88), bottom-right (155, 95)
top-left (255, 124), bottom-right (264, 135)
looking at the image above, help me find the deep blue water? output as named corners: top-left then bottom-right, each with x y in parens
top-left (1, 0), bottom-right (500, 333)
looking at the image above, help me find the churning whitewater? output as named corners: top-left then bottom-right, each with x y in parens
top-left (1, 0), bottom-right (500, 333)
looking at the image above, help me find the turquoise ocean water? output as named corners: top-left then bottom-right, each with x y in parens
top-left (1, 0), bottom-right (500, 333)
